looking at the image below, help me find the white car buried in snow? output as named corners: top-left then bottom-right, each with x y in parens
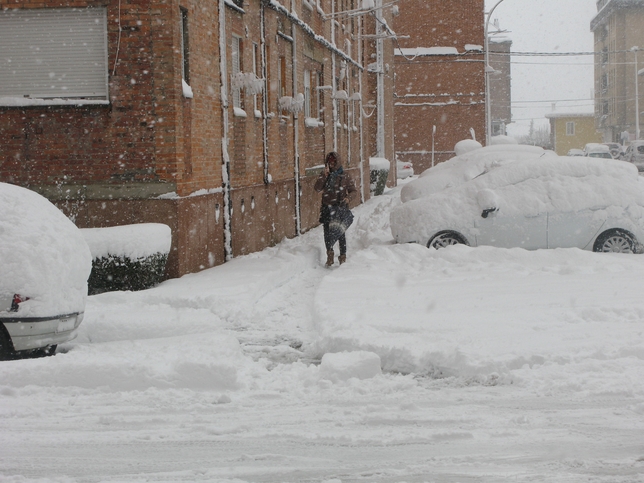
top-left (400, 144), bottom-right (554, 203)
top-left (0, 182), bottom-right (92, 359)
top-left (390, 156), bottom-right (644, 253)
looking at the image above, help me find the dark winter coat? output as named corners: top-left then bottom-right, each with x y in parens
top-left (314, 161), bottom-right (356, 224)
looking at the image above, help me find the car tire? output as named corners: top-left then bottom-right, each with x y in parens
top-left (427, 231), bottom-right (469, 249)
top-left (0, 325), bottom-right (15, 361)
top-left (593, 229), bottom-right (637, 253)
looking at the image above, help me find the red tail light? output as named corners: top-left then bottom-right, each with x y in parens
top-left (10, 294), bottom-right (29, 312)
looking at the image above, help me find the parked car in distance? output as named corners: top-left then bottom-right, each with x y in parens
top-left (583, 143), bottom-right (603, 155)
top-left (397, 160), bottom-right (414, 179)
top-left (586, 144), bottom-right (613, 159)
top-left (390, 156), bottom-right (644, 254)
top-left (567, 148), bottom-right (585, 157)
top-left (624, 140), bottom-right (644, 172)
top-left (603, 142), bottom-right (624, 159)
top-left (0, 182), bottom-right (92, 360)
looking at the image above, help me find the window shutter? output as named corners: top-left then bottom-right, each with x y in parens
top-left (0, 8), bottom-right (108, 100)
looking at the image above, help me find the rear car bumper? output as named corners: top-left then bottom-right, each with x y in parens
top-left (1, 312), bottom-right (83, 352)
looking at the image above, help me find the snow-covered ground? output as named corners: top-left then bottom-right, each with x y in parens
top-left (2, 180), bottom-right (644, 483)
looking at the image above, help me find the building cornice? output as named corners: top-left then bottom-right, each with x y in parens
top-left (591, 0), bottom-right (644, 31)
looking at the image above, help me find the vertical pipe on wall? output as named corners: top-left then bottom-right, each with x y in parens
top-left (292, 15), bottom-right (301, 235)
top-left (260, 4), bottom-right (270, 184)
top-left (218, 0), bottom-right (233, 261)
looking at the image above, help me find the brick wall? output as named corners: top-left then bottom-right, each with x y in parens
top-left (393, 0), bottom-right (486, 173)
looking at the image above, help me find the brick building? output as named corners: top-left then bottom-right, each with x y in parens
top-left (489, 36), bottom-right (512, 136)
top-left (591, 0), bottom-right (644, 144)
top-left (0, 0), bottom-right (396, 278)
top-left (392, 0), bottom-right (486, 173)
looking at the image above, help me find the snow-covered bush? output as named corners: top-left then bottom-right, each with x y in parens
top-left (81, 224), bottom-right (172, 295)
top-left (369, 157), bottom-right (390, 196)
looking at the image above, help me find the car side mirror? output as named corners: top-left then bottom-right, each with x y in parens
top-left (481, 208), bottom-right (498, 218)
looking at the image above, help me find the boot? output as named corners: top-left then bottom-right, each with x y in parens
top-left (325, 249), bottom-right (335, 267)
top-left (339, 254), bottom-right (346, 265)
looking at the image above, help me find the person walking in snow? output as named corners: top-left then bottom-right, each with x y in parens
top-left (314, 151), bottom-right (356, 267)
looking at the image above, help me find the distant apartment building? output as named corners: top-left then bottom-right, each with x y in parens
top-left (591, 0), bottom-right (644, 143)
top-left (393, 0), bottom-right (486, 173)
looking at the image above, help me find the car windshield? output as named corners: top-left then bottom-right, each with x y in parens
top-left (637, 145), bottom-right (644, 153)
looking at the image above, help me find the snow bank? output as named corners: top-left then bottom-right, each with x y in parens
top-left (313, 243), bottom-right (644, 392)
top-left (369, 157), bottom-right (390, 170)
top-left (0, 182), bottom-right (92, 317)
top-left (319, 351), bottom-right (382, 381)
top-left (454, 139), bottom-right (482, 156)
top-left (81, 223), bottom-right (172, 259)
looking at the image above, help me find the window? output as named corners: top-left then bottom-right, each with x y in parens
top-left (304, 70), bottom-right (311, 118)
top-left (231, 36), bottom-right (242, 108)
top-left (278, 56), bottom-right (287, 98)
top-left (0, 8), bottom-right (108, 103)
top-left (566, 122), bottom-right (575, 136)
top-left (253, 42), bottom-right (260, 113)
top-left (180, 7), bottom-right (190, 84)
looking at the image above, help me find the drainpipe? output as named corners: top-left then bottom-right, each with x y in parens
top-left (291, 9), bottom-right (301, 235)
top-left (358, 13), bottom-right (365, 203)
top-left (218, 0), bottom-right (233, 261)
top-left (260, 4), bottom-right (269, 184)
top-left (331, 1), bottom-right (338, 152)
top-left (375, 0), bottom-right (385, 158)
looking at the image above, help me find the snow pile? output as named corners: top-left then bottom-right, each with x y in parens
top-left (369, 157), bottom-right (390, 170)
top-left (490, 135), bottom-right (518, 145)
top-left (319, 351), bottom-right (382, 381)
top-left (0, 182), bottom-right (92, 317)
top-left (81, 223), bottom-right (172, 259)
top-left (402, 145), bottom-right (552, 202)
top-left (454, 139), bottom-right (482, 156)
top-left (314, 242), bottom-right (644, 391)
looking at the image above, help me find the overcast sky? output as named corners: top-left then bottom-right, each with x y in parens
top-left (485, 0), bottom-right (598, 137)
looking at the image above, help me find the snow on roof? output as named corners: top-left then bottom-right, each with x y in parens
top-left (545, 111), bottom-right (596, 119)
top-left (395, 47), bottom-right (460, 56)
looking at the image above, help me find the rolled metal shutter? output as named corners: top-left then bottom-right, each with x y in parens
top-left (0, 8), bottom-right (108, 100)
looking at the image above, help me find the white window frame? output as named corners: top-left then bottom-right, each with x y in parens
top-left (0, 7), bottom-right (109, 105)
top-left (566, 121), bottom-right (575, 136)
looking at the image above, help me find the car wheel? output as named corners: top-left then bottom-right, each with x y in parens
top-left (593, 229), bottom-right (637, 253)
top-left (0, 326), bottom-right (15, 361)
top-left (427, 231), bottom-right (469, 249)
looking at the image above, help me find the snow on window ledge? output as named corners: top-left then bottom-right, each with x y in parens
top-left (0, 97), bottom-right (109, 107)
top-left (233, 107), bottom-right (247, 118)
top-left (305, 117), bottom-right (321, 128)
top-left (182, 79), bottom-right (193, 99)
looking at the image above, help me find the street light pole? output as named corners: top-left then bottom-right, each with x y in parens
top-left (485, 0), bottom-right (507, 146)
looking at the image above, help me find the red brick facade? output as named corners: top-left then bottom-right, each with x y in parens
top-left (393, 0), bottom-right (486, 173)
top-left (1, 0), bottom-right (393, 277)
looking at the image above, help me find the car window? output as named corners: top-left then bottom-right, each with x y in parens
top-left (638, 146), bottom-right (644, 154)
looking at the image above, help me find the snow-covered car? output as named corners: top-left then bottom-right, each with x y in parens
top-left (0, 182), bottom-right (92, 359)
top-left (586, 144), bottom-right (613, 159)
top-left (567, 148), bottom-right (585, 157)
top-left (390, 156), bottom-right (644, 254)
top-left (603, 142), bottom-right (624, 159)
top-left (624, 140), bottom-right (644, 172)
top-left (396, 160), bottom-right (414, 179)
top-left (400, 144), bottom-right (553, 203)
